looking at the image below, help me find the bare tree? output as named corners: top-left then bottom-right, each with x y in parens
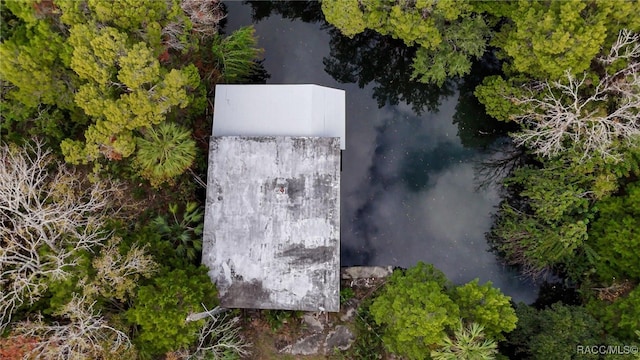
top-left (507, 29), bottom-right (640, 160)
top-left (10, 294), bottom-right (131, 360)
top-left (162, 0), bottom-right (226, 51)
top-left (83, 236), bottom-right (159, 302)
top-left (161, 19), bottom-right (189, 52)
top-left (0, 141), bottom-right (120, 329)
top-left (181, 0), bottom-right (225, 38)
top-left (179, 305), bottom-right (251, 360)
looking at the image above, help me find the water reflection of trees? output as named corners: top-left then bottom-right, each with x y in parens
top-left (324, 28), bottom-right (456, 114)
top-left (453, 52), bottom-right (518, 149)
top-left (246, 0), bottom-right (325, 23)
top-left (245, 0), bottom-right (455, 115)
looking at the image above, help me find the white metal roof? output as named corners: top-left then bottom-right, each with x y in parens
top-left (213, 84), bottom-right (346, 150)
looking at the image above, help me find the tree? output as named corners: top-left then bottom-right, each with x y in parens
top-left (452, 55), bottom-right (519, 149)
top-left (133, 122), bottom-right (197, 187)
top-left (503, 302), bottom-right (607, 360)
top-left (369, 262), bottom-right (459, 359)
top-left (453, 279), bottom-right (517, 340)
top-left (483, 28), bottom-right (640, 278)
top-left (125, 266), bottom-right (218, 356)
top-left (0, 4), bottom-right (76, 110)
top-left (84, 236), bottom-right (159, 303)
top-left (83, 0), bottom-right (182, 32)
top-left (321, 0), bottom-right (490, 86)
top-left (492, 0), bottom-right (640, 80)
top-left (501, 30), bottom-right (640, 160)
top-left (595, 286), bottom-right (640, 341)
top-left (431, 322), bottom-right (497, 360)
top-left (9, 294), bottom-right (132, 360)
top-left (56, 0), bottom-right (186, 47)
top-left (369, 262), bottom-right (516, 359)
top-left (589, 181), bottom-right (640, 281)
top-left (1, 0), bottom-right (209, 171)
top-left (487, 123), bottom-right (640, 282)
top-left (488, 159), bottom-right (594, 278)
top-left (61, 22), bottom-right (202, 163)
top-left (0, 141), bottom-right (121, 329)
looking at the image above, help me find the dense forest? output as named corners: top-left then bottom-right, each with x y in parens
top-left (1, 0), bottom-right (639, 359)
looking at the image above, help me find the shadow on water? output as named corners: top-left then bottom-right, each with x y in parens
top-left (224, 0), bottom-right (539, 303)
top-left (323, 28), bottom-right (457, 115)
top-left (247, 0), bottom-right (326, 24)
top-left (246, 0), bottom-right (456, 114)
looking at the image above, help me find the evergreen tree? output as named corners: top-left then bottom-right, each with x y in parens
top-left (321, 0), bottom-right (490, 86)
top-left (590, 181), bottom-right (640, 281)
top-left (453, 279), bottom-right (518, 340)
top-left (370, 262), bottom-right (517, 359)
top-left (503, 303), bottom-right (608, 360)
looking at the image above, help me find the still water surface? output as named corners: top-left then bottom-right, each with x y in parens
top-left (223, 1), bottom-right (538, 303)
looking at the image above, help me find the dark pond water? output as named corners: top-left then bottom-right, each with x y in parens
top-left (222, 1), bottom-right (538, 303)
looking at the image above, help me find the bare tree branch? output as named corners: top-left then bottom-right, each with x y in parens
top-left (162, 0), bottom-right (226, 51)
top-left (506, 29), bottom-right (640, 160)
top-left (0, 140), bottom-right (121, 330)
top-left (84, 236), bottom-right (159, 302)
top-left (183, 304), bottom-right (251, 360)
top-left (10, 294), bottom-right (131, 360)
top-left (181, 0), bottom-right (226, 38)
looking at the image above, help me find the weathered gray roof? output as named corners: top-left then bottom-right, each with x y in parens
top-left (213, 84), bottom-right (346, 150)
top-left (202, 136), bottom-right (341, 312)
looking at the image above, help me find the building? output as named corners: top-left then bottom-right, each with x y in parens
top-left (202, 84), bottom-right (345, 312)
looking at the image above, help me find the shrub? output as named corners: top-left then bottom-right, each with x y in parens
top-left (431, 322), bottom-right (498, 360)
top-left (152, 202), bottom-right (204, 262)
top-left (264, 310), bottom-right (301, 331)
top-left (126, 266), bottom-right (218, 356)
top-left (211, 26), bottom-right (261, 83)
top-left (350, 297), bottom-right (386, 360)
top-left (340, 287), bottom-right (355, 305)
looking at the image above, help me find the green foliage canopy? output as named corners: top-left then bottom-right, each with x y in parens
top-left (588, 181), bottom-right (640, 281)
top-left (453, 279), bottom-right (518, 340)
top-left (133, 122), bottom-right (197, 187)
top-left (0, 0), bottom-right (206, 173)
top-left (493, 0), bottom-right (640, 80)
top-left (61, 22), bottom-right (200, 163)
top-left (505, 303), bottom-right (609, 360)
top-left (370, 263), bottom-right (459, 359)
top-left (210, 26), bottom-right (263, 83)
top-left (321, 0), bottom-right (490, 86)
top-left (370, 262), bottom-right (516, 359)
top-left (489, 161), bottom-right (593, 276)
top-left (488, 142), bottom-right (640, 281)
top-left (595, 286), bottom-right (640, 341)
top-left (126, 266), bottom-right (218, 356)
top-left (0, 18), bottom-right (75, 110)
top-left (431, 322), bottom-right (498, 360)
